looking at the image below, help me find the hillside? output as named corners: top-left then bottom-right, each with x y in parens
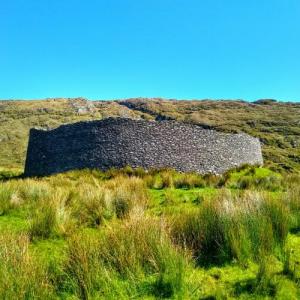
top-left (1, 98), bottom-right (300, 172)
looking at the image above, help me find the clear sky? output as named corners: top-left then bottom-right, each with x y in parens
top-left (1, 0), bottom-right (299, 101)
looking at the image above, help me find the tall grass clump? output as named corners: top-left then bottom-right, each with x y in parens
top-left (66, 212), bottom-right (188, 299)
top-left (171, 192), bottom-right (233, 266)
top-left (0, 182), bottom-right (21, 215)
top-left (18, 180), bottom-right (52, 203)
top-left (171, 190), bottom-right (290, 266)
top-left (0, 232), bottom-right (55, 299)
top-left (60, 175), bottom-right (149, 229)
top-left (105, 176), bottom-right (149, 218)
top-left (66, 232), bottom-right (103, 299)
top-left (283, 177), bottom-right (300, 233)
top-left (254, 255), bottom-right (276, 296)
top-left (28, 199), bottom-right (57, 240)
top-left (173, 173), bottom-right (205, 189)
top-left (70, 184), bottom-right (107, 227)
top-left (261, 196), bottom-right (289, 248)
top-left (143, 169), bottom-right (205, 189)
top-left (234, 169), bottom-right (282, 191)
top-left (236, 175), bottom-right (282, 191)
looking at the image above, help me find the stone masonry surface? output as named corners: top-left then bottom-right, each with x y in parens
top-left (24, 118), bottom-right (263, 176)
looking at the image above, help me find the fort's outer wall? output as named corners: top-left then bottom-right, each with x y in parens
top-left (24, 118), bottom-right (263, 176)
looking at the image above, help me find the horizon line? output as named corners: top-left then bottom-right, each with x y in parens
top-left (0, 97), bottom-right (300, 103)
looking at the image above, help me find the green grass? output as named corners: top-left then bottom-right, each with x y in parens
top-left (1, 166), bottom-right (300, 299)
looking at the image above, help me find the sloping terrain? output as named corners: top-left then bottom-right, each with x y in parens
top-left (0, 97), bottom-right (300, 172)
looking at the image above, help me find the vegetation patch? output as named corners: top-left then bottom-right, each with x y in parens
top-left (0, 166), bottom-right (300, 298)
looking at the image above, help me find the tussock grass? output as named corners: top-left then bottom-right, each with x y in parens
top-left (104, 175), bottom-right (149, 217)
top-left (0, 183), bottom-right (21, 215)
top-left (171, 190), bottom-right (290, 266)
top-left (0, 167), bottom-right (300, 298)
top-left (66, 212), bottom-right (187, 299)
top-left (284, 176), bottom-right (300, 232)
top-left (0, 232), bottom-right (55, 299)
top-left (28, 200), bottom-right (57, 240)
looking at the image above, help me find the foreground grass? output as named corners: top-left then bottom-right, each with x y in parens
top-left (0, 166), bottom-right (300, 299)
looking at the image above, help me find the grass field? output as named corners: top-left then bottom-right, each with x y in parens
top-left (1, 166), bottom-right (300, 299)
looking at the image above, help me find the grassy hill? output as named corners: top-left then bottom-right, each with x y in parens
top-left (1, 98), bottom-right (300, 172)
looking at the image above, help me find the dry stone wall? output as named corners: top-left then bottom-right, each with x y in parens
top-left (24, 118), bottom-right (263, 176)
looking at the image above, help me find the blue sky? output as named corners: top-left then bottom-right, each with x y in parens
top-left (1, 0), bottom-right (299, 101)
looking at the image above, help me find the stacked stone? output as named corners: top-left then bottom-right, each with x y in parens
top-left (24, 118), bottom-right (263, 176)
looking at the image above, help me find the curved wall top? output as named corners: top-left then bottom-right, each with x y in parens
top-left (24, 118), bottom-right (263, 176)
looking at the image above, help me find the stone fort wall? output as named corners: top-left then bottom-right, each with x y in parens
top-left (24, 118), bottom-right (263, 176)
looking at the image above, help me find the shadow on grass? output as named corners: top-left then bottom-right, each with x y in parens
top-left (0, 172), bottom-right (24, 182)
top-left (289, 228), bottom-right (300, 235)
top-left (233, 277), bottom-right (276, 298)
